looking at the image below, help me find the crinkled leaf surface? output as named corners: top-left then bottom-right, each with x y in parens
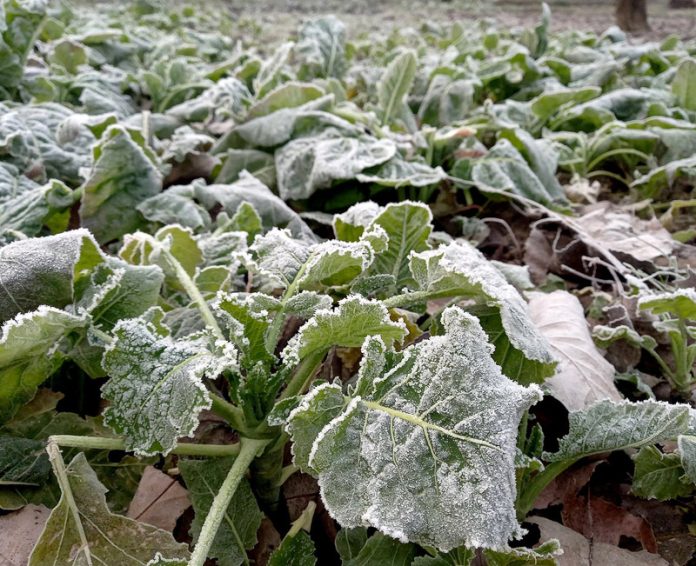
top-left (631, 446), bottom-right (693, 500)
top-left (378, 50), bottom-right (417, 126)
top-left (410, 242), bottom-right (556, 384)
top-left (179, 457), bottom-right (263, 566)
top-left (337, 529), bottom-right (417, 566)
top-left (283, 295), bottom-right (407, 364)
top-left (0, 179), bottom-right (73, 237)
top-left (333, 201), bottom-right (382, 242)
top-left (368, 201), bottom-right (432, 290)
top-left (0, 0), bottom-right (48, 90)
top-left (678, 435), bottom-right (696, 485)
top-left (545, 400), bottom-right (690, 462)
top-left (298, 240), bottom-right (375, 290)
top-left (287, 307), bottom-right (542, 550)
top-left (29, 453), bottom-right (189, 566)
top-left (79, 126), bottom-right (163, 243)
top-left (0, 435), bottom-right (50, 487)
top-left (356, 157), bottom-right (447, 188)
top-left (101, 318), bottom-right (216, 455)
top-left (0, 307), bottom-right (87, 423)
top-left (275, 129), bottom-right (395, 200)
top-left (0, 229), bottom-right (102, 323)
top-left (672, 59), bottom-right (696, 112)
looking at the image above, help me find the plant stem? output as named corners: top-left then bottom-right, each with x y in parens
top-left (210, 393), bottom-right (249, 433)
top-left (516, 458), bottom-right (577, 520)
top-left (162, 247), bottom-right (225, 341)
top-left (287, 501), bottom-right (316, 537)
top-left (50, 435), bottom-right (241, 457)
top-left (46, 441), bottom-right (94, 566)
top-left (383, 289), bottom-right (456, 309)
top-left (188, 437), bottom-right (270, 566)
top-left (279, 351), bottom-right (325, 401)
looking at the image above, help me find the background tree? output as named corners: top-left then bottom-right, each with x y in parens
top-left (669, 0), bottom-right (695, 8)
top-left (616, 0), bottom-right (650, 31)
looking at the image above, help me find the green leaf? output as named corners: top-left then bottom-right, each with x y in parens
top-left (287, 307), bottom-right (542, 550)
top-left (545, 400), bottom-right (690, 463)
top-left (378, 51), bottom-right (417, 126)
top-left (483, 540), bottom-right (561, 566)
top-left (268, 530), bottom-right (316, 566)
top-left (672, 59), bottom-right (696, 112)
top-left (0, 436), bottom-right (50, 487)
top-left (79, 125), bottom-right (163, 243)
top-left (298, 240), bottom-right (375, 291)
top-left (137, 184), bottom-right (211, 231)
top-left (247, 228), bottom-right (311, 289)
top-left (333, 201), bottom-right (382, 242)
top-left (412, 547), bottom-right (475, 565)
top-left (29, 453), bottom-right (189, 565)
top-left (471, 138), bottom-right (564, 207)
top-left (283, 295), bottom-right (407, 364)
top-left (356, 157), bottom-right (447, 188)
top-left (0, 229), bottom-right (103, 323)
top-left (638, 289), bottom-right (696, 321)
top-left (368, 201), bottom-right (432, 289)
top-left (179, 457), bottom-right (263, 566)
top-left (275, 130), bottom-right (395, 200)
top-left (0, 307), bottom-right (87, 423)
top-left (225, 201), bottom-right (263, 244)
top-left (0, 178), bottom-right (73, 237)
top-left (215, 149), bottom-right (276, 186)
top-left (631, 446), bottom-right (693, 500)
top-left (530, 86), bottom-right (601, 122)
top-left (678, 435), bottom-right (696, 485)
top-left (339, 530), bottom-right (417, 566)
top-left (295, 16), bottom-right (346, 80)
top-left (409, 242), bottom-right (556, 384)
top-left (101, 317), bottom-right (218, 455)
top-left (0, 0), bottom-right (48, 91)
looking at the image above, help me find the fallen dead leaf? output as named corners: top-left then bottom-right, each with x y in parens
top-left (126, 466), bottom-right (190, 532)
top-left (535, 461), bottom-right (602, 510)
top-left (0, 504), bottom-right (50, 566)
top-left (528, 290), bottom-right (623, 411)
top-left (531, 516), bottom-right (668, 566)
top-left (576, 202), bottom-right (675, 264)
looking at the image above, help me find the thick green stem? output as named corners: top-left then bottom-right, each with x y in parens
top-left (210, 393), bottom-right (249, 434)
top-left (46, 441), bottom-right (94, 566)
top-left (189, 437), bottom-right (270, 566)
top-left (49, 435), bottom-right (241, 457)
top-left (279, 351), bottom-right (325, 401)
top-left (516, 459), bottom-right (577, 520)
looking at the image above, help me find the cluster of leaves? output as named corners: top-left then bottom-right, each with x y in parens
top-left (1, 1), bottom-right (696, 565)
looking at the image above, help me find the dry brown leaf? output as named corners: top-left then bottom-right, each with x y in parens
top-left (0, 504), bottom-right (50, 566)
top-left (528, 290), bottom-right (623, 411)
top-left (577, 202), bottom-right (675, 264)
top-left (535, 461), bottom-right (602, 510)
top-left (126, 466), bottom-right (190, 531)
top-left (531, 516), bottom-right (668, 566)
top-left (562, 495), bottom-right (657, 552)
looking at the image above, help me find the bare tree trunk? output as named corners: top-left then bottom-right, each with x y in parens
top-left (670, 0), bottom-right (695, 8)
top-left (616, 0), bottom-right (650, 32)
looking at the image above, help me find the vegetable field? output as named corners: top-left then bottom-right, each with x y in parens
top-left (2, 0), bottom-right (696, 564)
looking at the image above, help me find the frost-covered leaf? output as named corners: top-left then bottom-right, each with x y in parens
top-left (631, 446), bottom-right (693, 500)
top-left (268, 530), bottom-right (316, 566)
top-left (0, 179), bottom-right (73, 237)
top-left (528, 291), bottom-right (622, 410)
top-left (378, 51), bottom-right (417, 127)
top-left (283, 295), bottom-right (406, 364)
top-left (0, 307), bottom-right (87, 423)
top-left (247, 82), bottom-right (325, 120)
top-left (0, 229), bottom-right (103, 323)
top-left (333, 201), bottom-right (383, 242)
top-left (101, 318), bottom-right (216, 455)
top-left (179, 457), bottom-right (263, 566)
top-left (368, 201), bottom-right (431, 289)
top-left (248, 228), bottom-right (311, 289)
top-left (79, 125), bottom-right (163, 243)
top-left (356, 157), bottom-right (447, 188)
top-left (137, 184), bottom-right (211, 231)
top-left (678, 435), bottom-right (696, 485)
top-left (672, 59), bottom-right (696, 112)
top-left (299, 240), bottom-right (375, 290)
top-left (545, 400), bottom-right (690, 463)
top-left (295, 16), bottom-right (346, 80)
top-left (215, 149), bottom-right (276, 186)
top-left (638, 289), bottom-right (696, 321)
top-left (29, 453), bottom-right (189, 566)
top-left (288, 307), bottom-right (542, 550)
top-left (275, 129), bottom-right (395, 200)
top-left (410, 242), bottom-right (556, 384)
